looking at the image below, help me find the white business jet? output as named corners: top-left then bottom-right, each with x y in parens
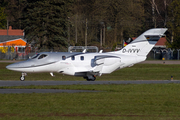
top-left (6, 28), bottom-right (167, 81)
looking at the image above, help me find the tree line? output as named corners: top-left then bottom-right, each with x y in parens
top-left (0, 0), bottom-right (180, 50)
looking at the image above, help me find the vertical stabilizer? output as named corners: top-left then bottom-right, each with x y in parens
top-left (116, 28), bottom-right (167, 56)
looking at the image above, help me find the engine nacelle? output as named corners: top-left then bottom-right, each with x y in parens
top-left (103, 58), bottom-right (121, 66)
top-left (93, 56), bottom-right (122, 74)
top-left (94, 56), bottom-right (121, 66)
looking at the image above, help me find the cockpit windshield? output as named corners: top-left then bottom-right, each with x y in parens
top-left (38, 54), bottom-right (47, 59)
top-left (31, 53), bottom-right (48, 59)
top-left (31, 54), bottom-right (40, 59)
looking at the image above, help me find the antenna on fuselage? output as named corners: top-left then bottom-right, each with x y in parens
top-left (82, 49), bottom-right (86, 53)
top-left (99, 50), bottom-right (103, 53)
top-left (50, 72), bottom-right (55, 77)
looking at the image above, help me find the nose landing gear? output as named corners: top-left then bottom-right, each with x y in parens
top-left (20, 73), bottom-right (27, 81)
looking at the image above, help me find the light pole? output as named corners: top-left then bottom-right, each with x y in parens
top-left (85, 18), bottom-right (87, 47)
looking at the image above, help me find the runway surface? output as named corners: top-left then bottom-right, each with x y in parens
top-left (0, 80), bottom-right (180, 94)
top-left (1, 80), bottom-right (180, 86)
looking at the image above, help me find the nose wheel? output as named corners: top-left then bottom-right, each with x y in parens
top-left (20, 76), bottom-right (25, 81)
top-left (20, 73), bottom-right (27, 81)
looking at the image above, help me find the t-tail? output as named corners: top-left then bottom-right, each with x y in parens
top-left (116, 28), bottom-right (168, 56)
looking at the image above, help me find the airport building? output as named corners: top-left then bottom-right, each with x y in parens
top-left (0, 26), bottom-right (31, 59)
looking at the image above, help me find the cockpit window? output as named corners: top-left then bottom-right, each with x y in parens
top-left (71, 56), bottom-right (75, 60)
top-left (38, 54), bottom-right (47, 59)
top-left (31, 54), bottom-right (40, 59)
top-left (62, 56), bottom-right (66, 60)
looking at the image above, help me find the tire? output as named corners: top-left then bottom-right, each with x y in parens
top-left (84, 76), bottom-right (96, 81)
top-left (20, 76), bottom-right (25, 81)
top-left (91, 76), bottom-right (96, 81)
top-left (87, 77), bottom-right (96, 81)
top-left (87, 79), bottom-right (91, 81)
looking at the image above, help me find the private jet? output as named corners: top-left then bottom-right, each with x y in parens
top-left (6, 28), bottom-right (168, 81)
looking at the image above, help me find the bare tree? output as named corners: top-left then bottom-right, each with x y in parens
top-left (145, 0), bottom-right (172, 28)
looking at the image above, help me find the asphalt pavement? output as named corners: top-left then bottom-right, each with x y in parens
top-left (0, 80), bottom-right (180, 94)
top-left (1, 80), bottom-right (180, 87)
top-left (141, 60), bottom-right (180, 64)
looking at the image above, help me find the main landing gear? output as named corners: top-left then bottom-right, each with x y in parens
top-left (84, 75), bottom-right (96, 81)
top-left (20, 73), bottom-right (27, 81)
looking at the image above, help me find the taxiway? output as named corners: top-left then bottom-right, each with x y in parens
top-left (0, 80), bottom-right (179, 94)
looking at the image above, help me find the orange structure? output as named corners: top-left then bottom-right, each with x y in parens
top-left (0, 38), bottom-right (27, 46)
top-left (0, 27), bottom-right (31, 59)
top-left (0, 38), bottom-right (31, 56)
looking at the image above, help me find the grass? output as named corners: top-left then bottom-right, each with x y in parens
top-left (1, 62), bottom-right (180, 80)
top-left (1, 84), bottom-right (180, 119)
top-left (1, 62), bottom-right (180, 119)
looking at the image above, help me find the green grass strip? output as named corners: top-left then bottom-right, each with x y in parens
top-left (0, 84), bottom-right (180, 119)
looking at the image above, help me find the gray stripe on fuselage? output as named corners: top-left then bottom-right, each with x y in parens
top-left (9, 61), bottom-right (58, 69)
top-left (95, 55), bottom-right (120, 60)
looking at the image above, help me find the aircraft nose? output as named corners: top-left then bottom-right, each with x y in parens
top-left (6, 64), bottom-right (18, 70)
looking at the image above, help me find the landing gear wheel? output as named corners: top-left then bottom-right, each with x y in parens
top-left (91, 77), bottom-right (96, 81)
top-left (91, 76), bottom-right (96, 81)
top-left (20, 76), bottom-right (25, 81)
top-left (87, 78), bottom-right (91, 81)
top-left (84, 77), bottom-right (90, 81)
top-left (85, 76), bottom-right (96, 81)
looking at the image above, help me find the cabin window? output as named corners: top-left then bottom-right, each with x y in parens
top-left (80, 56), bottom-right (84, 60)
top-left (62, 56), bottom-right (66, 60)
top-left (38, 54), bottom-right (47, 59)
top-left (71, 56), bottom-right (75, 60)
top-left (31, 54), bottom-right (40, 59)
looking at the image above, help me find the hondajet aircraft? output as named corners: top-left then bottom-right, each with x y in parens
top-left (6, 28), bottom-right (167, 81)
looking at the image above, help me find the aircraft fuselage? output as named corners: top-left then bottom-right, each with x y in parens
top-left (6, 52), bottom-right (145, 76)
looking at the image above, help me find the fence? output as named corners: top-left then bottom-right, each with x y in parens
top-left (147, 48), bottom-right (180, 60)
top-left (68, 46), bottom-right (98, 53)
